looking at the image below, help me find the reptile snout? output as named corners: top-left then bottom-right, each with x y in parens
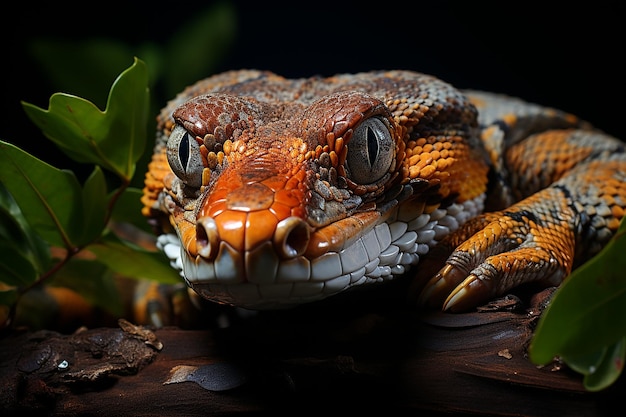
top-left (195, 214), bottom-right (310, 261)
top-left (196, 163), bottom-right (309, 252)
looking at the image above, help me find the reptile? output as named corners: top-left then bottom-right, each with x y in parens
top-left (140, 69), bottom-right (626, 314)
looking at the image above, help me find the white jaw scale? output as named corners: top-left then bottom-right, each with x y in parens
top-left (157, 197), bottom-right (484, 309)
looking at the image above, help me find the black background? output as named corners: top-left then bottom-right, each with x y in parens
top-left (3, 1), bottom-right (624, 176)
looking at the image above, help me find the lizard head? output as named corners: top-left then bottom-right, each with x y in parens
top-left (141, 71), bottom-right (486, 309)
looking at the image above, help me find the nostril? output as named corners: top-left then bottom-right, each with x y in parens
top-left (196, 217), bottom-right (219, 259)
top-left (196, 223), bottom-right (208, 246)
top-left (274, 217), bottom-right (310, 258)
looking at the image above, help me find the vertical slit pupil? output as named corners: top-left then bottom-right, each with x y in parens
top-left (366, 126), bottom-right (379, 168)
top-left (179, 132), bottom-right (190, 171)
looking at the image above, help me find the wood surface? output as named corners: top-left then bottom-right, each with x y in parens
top-left (0, 284), bottom-right (621, 416)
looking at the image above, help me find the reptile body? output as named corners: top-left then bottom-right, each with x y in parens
top-left (141, 70), bottom-right (626, 312)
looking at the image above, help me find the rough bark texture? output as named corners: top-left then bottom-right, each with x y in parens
top-left (1, 287), bottom-right (622, 416)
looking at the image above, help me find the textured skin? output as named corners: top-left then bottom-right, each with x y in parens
top-left (141, 70), bottom-right (626, 312)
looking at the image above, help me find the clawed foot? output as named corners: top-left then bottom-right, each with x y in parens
top-left (412, 208), bottom-right (575, 312)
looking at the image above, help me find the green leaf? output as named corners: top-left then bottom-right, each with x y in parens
top-left (162, 2), bottom-right (237, 97)
top-left (110, 187), bottom-right (153, 233)
top-left (80, 166), bottom-right (108, 243)
top-left (87, 232), bottom-right (181, 285)
top-left (562, 347), bottom-right (606, 376)
top-left (0, 240), bottom-right (37, 286)
top-left (529, 217), bottom-right (626, 365)
top-left (0, 141), bottom-right (84, 248)
top-left (51, 258), bottom-right (124, 317)
top-left (580, 337), bottom-right (625, 391)
top-left (21, 57), bottom-right (149, 181)
top-left (0, 183), bottom-right (50, 276)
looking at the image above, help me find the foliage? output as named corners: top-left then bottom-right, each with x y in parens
top-left (26, 1), bottom-right (237, 189)
top-left (529, 217), bottom-right (626, 391)
top-left (0, 2), bottom-right (236, 331)
top-left (0, 58), bottom-right (181, 329)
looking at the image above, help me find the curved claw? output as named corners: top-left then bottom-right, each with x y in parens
top-left (417, 264), bottom-right (467, 308)
top-left (417, 263), bottom-right (494, 312)
top-left (441, 274), bottom-right (496, 312)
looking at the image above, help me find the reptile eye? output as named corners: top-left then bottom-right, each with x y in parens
top-left (345, 117), bottom-right (394, 184)
top-left (166, 124), bottom-right (204, 188)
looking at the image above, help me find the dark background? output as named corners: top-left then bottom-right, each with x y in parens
top-left (3, 1), bottom-right (624, 179)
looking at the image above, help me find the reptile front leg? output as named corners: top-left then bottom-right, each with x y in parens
top-left (416, 125), bottom-right (626, 312)
top-left (417, 189), bottom-right (576, 311)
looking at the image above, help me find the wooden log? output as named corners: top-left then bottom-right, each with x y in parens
top-left (0, 287), bottom-right (622, 416)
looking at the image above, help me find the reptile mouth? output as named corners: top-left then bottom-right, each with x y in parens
top-left (157, 199), bottom-right (482, 309)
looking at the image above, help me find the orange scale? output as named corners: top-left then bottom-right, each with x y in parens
top-left (202, 199), bottom-right (227, 219)
top-left (208, 186), bottom-right (233, 203)
top-left (269, 202), bottom-right (293, 221)
top-left (275, 188), bottom-right (302, 208)
top-left (285, 174), bottom-right (303, 191)
top-left (290, 206), bottom-right (306, 218)
top-left (245, 210), bottom-right (278, 251)
top-left (218, 168), bottom-right (244, 186)
top-left (215, 211), bottom-right (247, 253)
top-left (261, 175), bottom-right (288, 192)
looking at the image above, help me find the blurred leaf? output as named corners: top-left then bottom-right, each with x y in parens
top-left (80, 166), bottom-right (108, 243)
top-left (87, 232), bottom-right (181, 285)
top-left (162, 1), bottom-right (237, 97)
top-left (580, 337), bottom-right (625, 391)
top-left (12, 283), bottom-right (118, 331)
top-left (28, 38), bottom-right (137, 109)
top-left (52, 257), bottom-right (124, 317)
top-left (0, 141), bottom-right (84, 248)
top-left (529, 217), bottom-right (626, 365)
top-left (0, 288), bottom-right (18, 308)
top-left (0, 183), bottom-right (50, 275)
top-left (0, 240), bottom-right (37, 286)
top-left (21, 57), bottom-right (149, 181)
top-left (563, 347), bottom-right (606, 376)
top-left (11, 287), bottom-right (55, 330)
top-left (110, 187), bottom-right (153, 233)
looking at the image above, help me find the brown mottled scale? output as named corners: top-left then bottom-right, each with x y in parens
top-left (141, 70), bottom-right (626, 312)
